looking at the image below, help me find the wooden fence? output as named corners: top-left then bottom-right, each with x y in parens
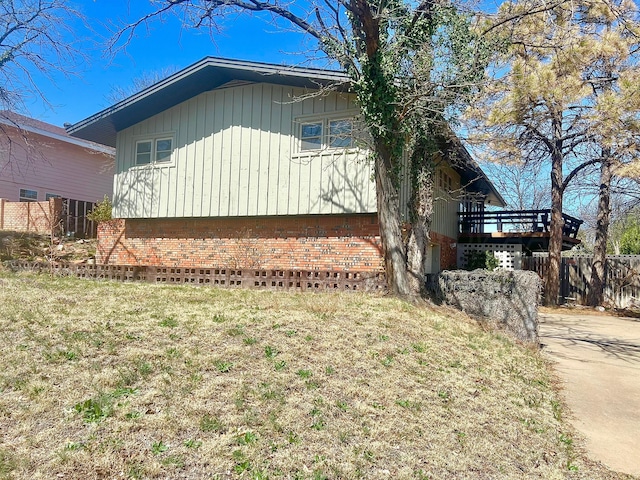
top-left (523, 255), bottom-right (640, 308)
top-left (4, 261), bottom-right (386, 292)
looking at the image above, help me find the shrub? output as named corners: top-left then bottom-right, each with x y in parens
top-left (620, 223), bottom-right (640, 254)
top-left (466, 250), bottom-right (500, 271)
top-left (87, 196), bottom-right (112, 223)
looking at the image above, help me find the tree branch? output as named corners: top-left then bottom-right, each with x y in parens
top-left (563, 158), bottom-right (602, 192)
top-left (481, 0), bottom-right (572, 36)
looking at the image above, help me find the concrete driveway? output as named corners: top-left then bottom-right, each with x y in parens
top-left (539, 310), bottom-right (640, 477)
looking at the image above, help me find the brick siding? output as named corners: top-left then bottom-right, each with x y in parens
top-left (97, 215), bottom-right (459, 272)
top-left (97, 214), bottom-right (385, 272)
top-left (430, 231), bottom-right (458, 270)
top-left (0, 198), bottom-right (62, 234)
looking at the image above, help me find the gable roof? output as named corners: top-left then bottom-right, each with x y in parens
top-left (66, 57), bottom-right (349, 148)
top-left (0, 111), bottom-right (114, 155)
top-left (67, 56), bottom-right (504, 206)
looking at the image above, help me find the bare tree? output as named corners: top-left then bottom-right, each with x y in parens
top-left (0, 1), bottom-right (87, 181)
top-left (580, 178), bottom-right (640, 254)
top-left (105, 66), bottom-right (179, 104)
top-left (479, 159), bottom-right (548, 211)
top-left (0, 0), bottom-right (84, 111)
top-left (112, 0), bottom-right (494, 297)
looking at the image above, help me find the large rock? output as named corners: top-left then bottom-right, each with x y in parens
top-left (432, 270), bottom-right (540, 346)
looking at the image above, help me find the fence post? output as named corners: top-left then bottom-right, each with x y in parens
top-left (560, 259), bottom-right (569, 303)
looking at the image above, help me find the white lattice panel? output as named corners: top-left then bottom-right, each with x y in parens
top-left (457, 243), bottom-right (522, 270)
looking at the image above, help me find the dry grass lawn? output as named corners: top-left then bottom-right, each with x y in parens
top-left (0, 272), bottom-right (630, 479)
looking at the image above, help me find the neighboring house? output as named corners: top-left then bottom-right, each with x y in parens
top-left (0, 112), bottom-right (114, 204)
top-left (68, 57), bottom-right (504, 274)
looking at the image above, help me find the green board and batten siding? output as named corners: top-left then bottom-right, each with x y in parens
top-left (433, 165), bottom-right (461, 239)
top-left (397, 152), bottom-right (461, 240)
top-left (113, 80), bottom-right (462, 241)
top-left (113, 82), bottom-right (374, 219)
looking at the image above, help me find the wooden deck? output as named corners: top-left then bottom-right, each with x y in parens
top-left (458, 209), bottom-right (583, 253)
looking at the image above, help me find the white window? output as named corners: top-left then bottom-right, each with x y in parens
top-left (46, 193), bottom-right (61, 200)
top-left (329, 119), bottom-right (354, 148)
top-left (300, 122), bottom-right (323, 151)
top-left (136, 140), bottom-right (152, 165)
top-left (155, 138), bottom-right (173, 162)
top-left (299, 118), bottom-right (355, 152)
top-left (135, 137), bottom-right (174, 166)
top-left (19, 189), bottom-right (37, 202)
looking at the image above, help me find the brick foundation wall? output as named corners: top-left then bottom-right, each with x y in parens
top-left (97, 215), bottom-right (460, 273)
top-left (0, 198), bottom-right (62, 234)
top-left (430, 231), bottom-right (458, 270)
top-left (97, 214), bottom-right (385, 272)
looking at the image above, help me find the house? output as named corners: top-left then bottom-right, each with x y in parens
top-left (67, 57), bottom-right (505, 275)
top-left (0, 112), bottom-right (114, 203)
top-left (0, 112), bottom-right (115, 236)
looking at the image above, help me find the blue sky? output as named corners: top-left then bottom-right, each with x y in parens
top-left (28, 0), bottom-right (506, 127)
top-left (28, 0), bottom-right (317, 127)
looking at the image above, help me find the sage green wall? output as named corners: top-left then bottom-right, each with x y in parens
top-left (113, 80), bottom-right (463, 240)
top-left (397, 155), bottom-right (461, 239)
top-left (113, 82), bottom-right (373, 218)
top-left (432, 164), bottom-right (462, 239)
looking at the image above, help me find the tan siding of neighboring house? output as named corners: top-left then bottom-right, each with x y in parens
top-left (114, 83), bottom-right (375, 219)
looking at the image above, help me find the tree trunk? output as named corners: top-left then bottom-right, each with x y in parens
top-left (545, 149), bottom-right (564, 306)
top-left (406, 159), bottom-right (434, 296)
top-left (587, 156), bottom-right (612, 306)
top-left (612, 241), bottom-right (621, 255)
top-left (350, 3), bottom-right (411, 297)
top-left (374, 146), bottom-right (411, 296)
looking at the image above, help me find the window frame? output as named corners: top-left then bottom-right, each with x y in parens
top-left (19, 188), bottom-right (38, 202)
top-left (439, 170), bottom-right (453, 192)
top-left (328, 118), bottom-right (355, 149)
top-left (135, 139), bottom-right (153, 166)
top-left (134, 134), bottom-right (175, 167)
top-left (297, 116), bottom-right (357, 153)
top-left (300, 121), bottom-right (324, 152)
top-left (45, 193), bottom-right (61, 200)
top-left (154, 137), bottom-right (173, 163)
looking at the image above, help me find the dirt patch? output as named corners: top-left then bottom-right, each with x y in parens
top-left (0, 231), bottom-right (96, 264)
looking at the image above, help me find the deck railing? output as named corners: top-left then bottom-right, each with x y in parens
top-left (458, 209), bottom-right (583, 238)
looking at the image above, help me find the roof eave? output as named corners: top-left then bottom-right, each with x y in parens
top-left (0, 116), bottom-right (114, 155)
top-left (446, 139), bottom-right (507, 208)
top-left (67, 57), bottom-right (350, 147)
